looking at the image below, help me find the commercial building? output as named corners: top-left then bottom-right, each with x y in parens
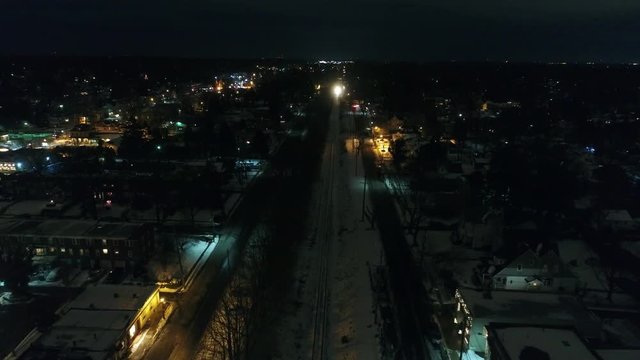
top-left (0, 219), bottom-right (154, 269)
top-left (25, 284), bottom-right (161, 360)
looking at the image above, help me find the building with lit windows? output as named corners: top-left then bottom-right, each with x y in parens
top-left (453, 289), bottom-right (601, 357)
top-left (0, 219), bottom-right (154, 269)
top-left (492, 249), bottom-right (578, 293)
top-left (24, 284), bottom-right (161, 360)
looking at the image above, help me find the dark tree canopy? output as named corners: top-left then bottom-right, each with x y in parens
top-left (0, 245), bottom-right (33, 295)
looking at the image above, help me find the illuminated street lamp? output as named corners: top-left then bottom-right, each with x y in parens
top-left (333, 84), bottom-right (344, 97)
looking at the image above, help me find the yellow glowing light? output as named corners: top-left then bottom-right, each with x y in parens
top-left (333, 84), bottom-right (344, 97)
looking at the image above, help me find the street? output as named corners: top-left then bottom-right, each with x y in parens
top-left (142, 174), bottom-right (274, 360)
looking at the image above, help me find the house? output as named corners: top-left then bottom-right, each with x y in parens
top-left (602, 209), bottom-right (636, 231)
top-left (492, 249), bottom-right (578, 293)
top-left (453, 289), bottom-right (602, 356)
top-left (25, 284), bottom-right (161, 360)
top-left (485, 323), bottom-right (603, 360)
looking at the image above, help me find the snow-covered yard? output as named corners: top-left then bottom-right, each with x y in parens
top-left (147, 239), bottom-right (212, 284)
top-left (29, 269), bottom-right (89, 288)
top-left (557, 239), bottom-right (608, 291)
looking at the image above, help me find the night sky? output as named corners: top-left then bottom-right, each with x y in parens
top-left (2, 0), bottom-right (640, 62)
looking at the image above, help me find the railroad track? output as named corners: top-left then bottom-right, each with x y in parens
top-left (310, 102), bottom-right (339, 360)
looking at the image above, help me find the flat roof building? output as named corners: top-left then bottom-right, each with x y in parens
top-left (486, 323), bottom-right (603, 360)
top-left (454, 289), bottom-right (602, 356)
top-left (0, 219), bottom-right (154, 269)
top-left (25, 284), bottom-right (161, 360)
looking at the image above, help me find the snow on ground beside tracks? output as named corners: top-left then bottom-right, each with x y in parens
top-left (329, 137), bottom-right (381, 360)
top-left (273, 111), bottom-right (380, 360)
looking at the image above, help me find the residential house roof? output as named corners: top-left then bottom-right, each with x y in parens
top-left (494, 249), bottom-right (575, 279)
top-left (459, 289), bottom-right (602, 339)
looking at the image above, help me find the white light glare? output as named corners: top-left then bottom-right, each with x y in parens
top-left (333, 84), bottom-right (344, 97)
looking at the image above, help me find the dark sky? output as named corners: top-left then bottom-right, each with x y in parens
top-left (2, 0), bottom-right (640, 62)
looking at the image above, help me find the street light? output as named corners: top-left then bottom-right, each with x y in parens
top-left (333, 84), bottom-right (344, 97)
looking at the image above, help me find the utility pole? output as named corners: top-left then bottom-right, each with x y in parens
top-left (361, 168), bottom-right (367, 222)
top-left (355, 145), bottom-right (358, 176)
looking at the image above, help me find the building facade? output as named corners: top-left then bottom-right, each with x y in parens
top-left (25, 284), bottom-right (161, 360)
top-left (0, 219), bottom-right (154, 269)
top-left (492, 249), bottom-right (578, 293)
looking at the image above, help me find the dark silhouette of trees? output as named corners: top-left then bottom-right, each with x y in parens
top-left (593, 164), bottom-right (633, 209)
top-left (118, 124), bottom-right (149, 158)
top-left (390, 138), bottom-right (407, 168)
top-left (488, 143), bottom-right (582, 218)
top-left (201, 229), bottom-right (271, 360)
top-left (0, 245), bottom-right (33, 297)
top-left (249, 130), bottom-right (270, 158)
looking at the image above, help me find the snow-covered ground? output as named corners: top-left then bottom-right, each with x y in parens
top-left (274, 104), bottom-right (381, 360)
top-left (328, 137), bottom-right (383, 360)
top-left (557, 239), bottom-right (608, 290)
top-left (602, 318), bottom-right (640, 346)
top-left (147, 239), bottom-right (211, 284)
top-left (3, 200), bottom-right (51, 216)
top-left (29, 269), bottom-right (89, 288)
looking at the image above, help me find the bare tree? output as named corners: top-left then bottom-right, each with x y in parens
top-left (406, 184), bottom-right (427, 246)
top-left (0, 244), bottom-right (33, 300)
top-left (200, 276), bottom-right (251, 360)
top-left (199, 227), bottom-right (271, 360)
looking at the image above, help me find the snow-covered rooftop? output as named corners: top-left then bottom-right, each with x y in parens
top-left (0, 219), bottom-right (144, 239)
top-left (56, 309), bottom-right (135, 330)
top-left (4, 200), bottom-right (54, 216)
top-left (38, 327), bottom-right (117, 359)
top-left (489, 325), bottom-right (599, 360)
top-left (459, 289), bottom-right (601, 339)
top-left (66, 284), bottom-right (157, 312)
top-left (604, 209), bottom-right (633, 222)
top-left (597, 349), bottom-right (640, 360)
